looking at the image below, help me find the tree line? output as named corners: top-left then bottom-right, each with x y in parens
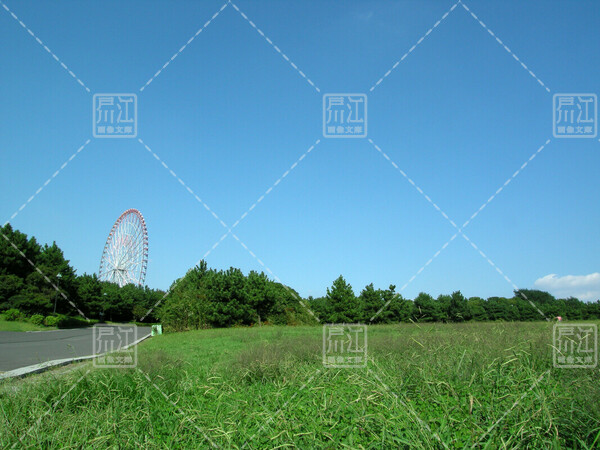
top-left (156, 268), bottom-right (600, 330)
top-left (0, 224), bottom-right (164, 322)
top-left (2, 224), bottom-right (599, 329)
top-left (156, 260), bottom-right (314, 330)
top-left (307, 276), bottom-right (600, 324)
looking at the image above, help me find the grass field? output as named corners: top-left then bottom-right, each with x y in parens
top-left (1, 322), bottom-right (599, 448)
top-left (0, 317), bottom-right (54, 332)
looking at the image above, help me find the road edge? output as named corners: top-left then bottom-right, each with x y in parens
top-left (0, 333), bottom-right (152, 381)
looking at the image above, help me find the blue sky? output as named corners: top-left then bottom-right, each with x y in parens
top-left (1, 0), bottom-right (599, 301)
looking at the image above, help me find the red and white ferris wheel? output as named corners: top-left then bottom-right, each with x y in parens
top-left (98, 209), bottom-right (148, 287)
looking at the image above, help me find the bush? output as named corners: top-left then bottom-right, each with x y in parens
top-left (42, 315), bottom-right (96, 328)
top-left (30, 314), bottom-right (44, 325)
top-left (3, 309), bottom-right (22, 321)
top-left (55, 315), bottom-right (97, 329)
top-left (44, 316), bottom-right (59, 327)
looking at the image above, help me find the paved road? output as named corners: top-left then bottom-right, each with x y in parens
top-left (0, 325), bottom-right (151, 372)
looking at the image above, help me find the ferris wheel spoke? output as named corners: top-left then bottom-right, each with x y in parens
top-left (118, 245), bottom-right (142, 268)
top-left (127, 228), bottom-right (144, 252)
top-left (115, 271), bottom-right (126, 286)
top-left (98, 209), bottom-right (148, 288)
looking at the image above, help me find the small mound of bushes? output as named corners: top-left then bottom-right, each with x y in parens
top-left (55, 315), bottom-right (98, 329)
top-left (43, 314), bottom-right (97, 328)
top-left (3, 309), bottom-right (22, 321)
top-left (43, 315), bottom-right (59, 327)
top-left (1, 308), bottom-right (99, 328)
top-left (30, 314), bottom-right (44, 325)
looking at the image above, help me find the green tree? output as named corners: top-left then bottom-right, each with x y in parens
top-left (0, 274), bottom-right (24, 311)
top-left (358, 283), bottom-right (382, 323)
top-left (0, 224), bottom-right (42, 280)
top-left (380, 285), bottom-right (412, 323)
top-left (467, 297), bottom-right (487, 321)
top-left (324, 276), bottom-right (358, 323)
top-left (514, 289), bottom-right (555, 317)
top-left (485, 297), bottom-right (511, 321)
top-left (436, 294), bottom-right (452, 322)
top-left (246, 271), bottom-right (274, 324)
top-left (26, 242), bottom-right (77, 315)
top-left (413, 293), bottom-right (441, 322)
top-left (448, 291), bottom-right (470, 322)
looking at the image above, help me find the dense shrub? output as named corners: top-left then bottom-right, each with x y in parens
top-left (158, 262), bottom-right (315, 331)
top-left (43, 316), bottom-right (59, 327)
top-left (56, 315), bottom-right (96, 328)
top-left (2, 224), bottom-right (600, 330)
top-left (40, 315), bottom-right (97, 328)
top-left (30, 314), bottom-right (44, 325)
top-left (3, 308), bottom-right (21, 321)
top-left (0, 224), bottom-right (164, 323)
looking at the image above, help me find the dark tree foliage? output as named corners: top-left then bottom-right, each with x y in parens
top-left (0, 224), bottom-right (163, 322)
top-left (3, 224), bottom-right (600, 329)
top-left (311, 284), bottom-right (600, 325)
top-left (413, 292), bottom-right (442, 322)
top-left (157, 261), bottom-right (315, 331)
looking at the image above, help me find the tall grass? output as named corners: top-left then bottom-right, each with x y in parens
top-left (1, 322), bottom-right (598, 448)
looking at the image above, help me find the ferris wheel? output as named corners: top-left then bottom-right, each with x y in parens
top-left (99, 209), bottom-right (148, 287)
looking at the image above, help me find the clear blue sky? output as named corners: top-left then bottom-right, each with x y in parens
top-left (1, 0), bottom-right (599, 301)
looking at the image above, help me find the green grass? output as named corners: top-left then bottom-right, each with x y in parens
top-left (1, 322), bottom-right (599, 448)
top-left (0, 317), bottom-right (54, 332)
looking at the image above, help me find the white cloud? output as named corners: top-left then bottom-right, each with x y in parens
top-left (533, 273), bottom-right (600, 301)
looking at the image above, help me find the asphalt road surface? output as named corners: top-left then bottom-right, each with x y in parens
top-left (0, 325), bottom-right (151, 372)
